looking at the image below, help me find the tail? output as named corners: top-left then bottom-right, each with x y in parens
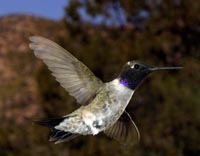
top-left (34, 117), bottom-right (78, 144)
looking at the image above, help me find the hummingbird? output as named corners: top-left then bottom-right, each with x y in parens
top-left (29, 36), bottom-right (182, 144)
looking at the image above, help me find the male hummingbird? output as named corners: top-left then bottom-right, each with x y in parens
top-left (29, 36), bottom-right (182, 144)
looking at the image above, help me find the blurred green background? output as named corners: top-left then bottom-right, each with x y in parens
top-left (0, 1), bottom-right (200, 156)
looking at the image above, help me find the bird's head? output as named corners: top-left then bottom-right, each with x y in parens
top-left (119, 60), bottom-right (182, 90)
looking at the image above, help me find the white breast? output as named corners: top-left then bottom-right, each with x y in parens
top-left (110, 79), bottom-right (134, 104)
top-left (97, 79), bottom-right (135, 129)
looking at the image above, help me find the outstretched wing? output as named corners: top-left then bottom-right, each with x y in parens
top-left (29, 36), bottom-right (103, 105)
top-left (104, 111), bottom-right (140, 146)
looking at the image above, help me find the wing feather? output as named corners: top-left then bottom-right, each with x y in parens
top-left (29, 36), bottom-right (103, 105)
top-left (104, 111), bottom-right (140, 146)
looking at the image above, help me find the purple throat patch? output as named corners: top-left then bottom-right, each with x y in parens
top-left (120, 79), bottom-right (129, 87)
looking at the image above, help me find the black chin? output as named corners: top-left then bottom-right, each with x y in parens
top-left (119, 69), bottom-right (151, 90)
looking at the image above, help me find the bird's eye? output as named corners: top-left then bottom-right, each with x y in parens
top-left (134, 64), bottom-right (140, 69)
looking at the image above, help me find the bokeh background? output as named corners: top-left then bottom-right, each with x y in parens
top-left (0, 1), bottom-right (200, 156)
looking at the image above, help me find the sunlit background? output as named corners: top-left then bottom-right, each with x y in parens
top-left (0, 1), bottom-right (199, 156)
top-left (0, 0), bottom-right (67, 20)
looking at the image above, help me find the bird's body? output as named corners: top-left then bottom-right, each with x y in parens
top-left (29, 36), bottom-right (182, 144)
top-left (57, 79), bottom-right (134, 135)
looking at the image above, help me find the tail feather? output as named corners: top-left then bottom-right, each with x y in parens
top-left (34, 117), bottom-right (78, 143)
top-left (49, 128), bottom-right (76, 143)
top-left (34, 117), bottom-right (66, 128)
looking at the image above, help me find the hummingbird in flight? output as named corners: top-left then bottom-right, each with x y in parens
top-left (29, 36), bottom-right (182, 145)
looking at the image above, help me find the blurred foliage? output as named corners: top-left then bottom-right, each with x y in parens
top-left (1, 0), bottom-right (200, 156)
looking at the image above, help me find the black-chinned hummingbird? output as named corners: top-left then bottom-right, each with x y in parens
top-left (29, 36), bottom-right (182, 144)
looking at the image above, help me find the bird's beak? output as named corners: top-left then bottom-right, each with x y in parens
top-left (149, 66), bottom-right (183, 71)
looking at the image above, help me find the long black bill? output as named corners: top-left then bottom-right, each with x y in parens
top-left (150, 66), bottom-right (183, 71)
